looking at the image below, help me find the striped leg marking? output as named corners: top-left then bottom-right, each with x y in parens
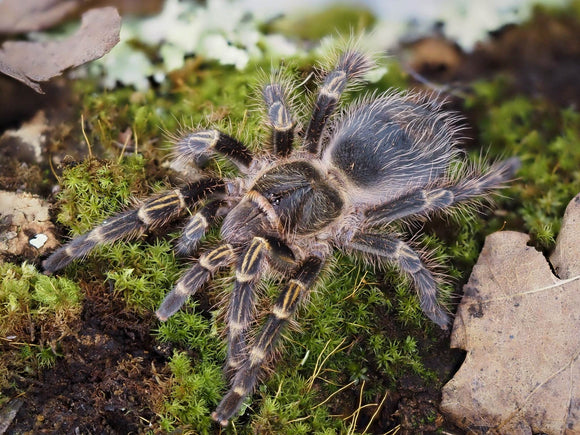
top-left (43, 178), bottom-right (224, 274)
top-left (348, 233), bottom-right (449, 329)
top-left (212, 256), bottom-right (323, 426)
top-left (263, 83), bottom-right (295, 157)
top-left (365, 157), bottom-right (519, 226)
top-left (304, 50), bottom-right (372, 155)
top-left (226, 237), bottom-right (270, 371)
top-left (174, 129), bottom-right (253, 171)
top-left (365, 188), bottom-right (454, 225)
top-left (176, 200), bottom-right (224, 256)
top-left (156, 244), bottom-right (235, 321)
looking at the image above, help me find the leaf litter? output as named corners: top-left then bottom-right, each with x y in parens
top-left (0, 0), bottom-right (80, 34)
top-left (0, 6), bottom-right (120, 93)
top-left (441, 193), bottom-right (580, 434)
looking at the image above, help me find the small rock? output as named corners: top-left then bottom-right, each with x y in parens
top-left (0, 190), bottom-right (59, 260)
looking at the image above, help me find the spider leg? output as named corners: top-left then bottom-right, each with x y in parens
top-left (156, 243), bottom-right (235, 320)
top-left (263, 82), bottom-right (295, 157)
top-left (226, 236), bottom-right (296, 373)
top-left (364, 157), bottom-right (520, 226)
top-left (365, 187), bottom-right (456, 225)
top-left (212, 256), bottom-right (323, 426)
top-left (304, 50), bottom-right (372, 155)
top-left (347, 233), bottom-right (450, 329)
top-left (42, 178), bottom-right (224, 273)
top-left (175, 129), bottom-right (253, 172)
top-left (176, 199), bottom-right (226, 256)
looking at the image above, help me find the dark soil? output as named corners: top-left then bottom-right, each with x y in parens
top-left (6, 283), bottom-right (168, 434)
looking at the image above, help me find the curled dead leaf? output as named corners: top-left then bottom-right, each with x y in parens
top-left (0, 7), bottom-right (121, 93)
top-left (441, 193), bottom-right (580, 434)
top-left (0, 0), bottom-right (80, 34)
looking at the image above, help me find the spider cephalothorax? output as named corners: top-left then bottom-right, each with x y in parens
top-left (43, 47), bottom-right (518, 426)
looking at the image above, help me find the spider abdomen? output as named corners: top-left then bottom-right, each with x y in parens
top-left (324, 92), bottom-right (461, 204)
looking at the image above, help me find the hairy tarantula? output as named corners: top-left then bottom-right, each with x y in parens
top-left (43, 48), bottom-right (517, 425)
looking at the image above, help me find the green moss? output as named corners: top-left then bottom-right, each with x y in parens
top-left (104, 239), bottom-right (181, 313)
top-left (371, 335), bottom-right (435, 382)
top-left (85, 60), bottom-right (258, 127)
top-left (52, 152), bottom-right (186, 314)
top-left (466, 77), bottom-right (580, 250)
top-left (0, 263), bottom-right (82, 399)
top-left (265, 5), bottom-right (376, 40)
top-left (56, 154), bottom-right (147, 236)
top-left (158, 351), bottom-right (225, 433)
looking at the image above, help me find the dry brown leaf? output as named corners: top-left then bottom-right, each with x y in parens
top-left (0, 0), bottom-right (81, 34)
top-left (0, 7), bottom-right (120, 93)
top-left (441, 193), bottom-right (580, 434)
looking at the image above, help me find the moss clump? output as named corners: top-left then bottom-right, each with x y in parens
top-left (371, 335), bottom-right (435, 382)
top-left (56, 154), bottom-right (148, 236)
top-left (103, 239), bottom-right (181, 313)
top-left (157, 351), bottom-right (225, 432)
top-left (0, 263), bottom-right (82, 402)
top-left (54, 157), bottom-right (188, 315)
top-left (466, 79), bottom-right (580, 249)
top-left (73, 56), bottom-right (265, 155)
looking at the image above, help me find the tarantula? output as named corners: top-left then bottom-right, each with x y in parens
top-left (43, 48), bottom-right (517, 425)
